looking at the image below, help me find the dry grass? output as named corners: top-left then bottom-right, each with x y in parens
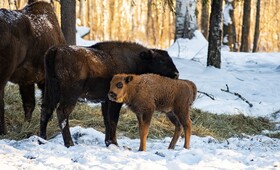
top-left (1, 84), bottom-right (278, 141)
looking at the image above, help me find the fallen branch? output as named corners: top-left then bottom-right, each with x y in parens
top-left (221, 84), bottom-right (253, 108)
top-left (271, 109), bottom-right (280, 115)
top-left (197, 90), bottom-right (215, 100)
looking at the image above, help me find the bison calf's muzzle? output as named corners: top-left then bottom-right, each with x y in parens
top-left (108, 91), bottom-right (117, 101)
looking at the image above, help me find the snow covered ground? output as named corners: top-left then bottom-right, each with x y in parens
top-left (0, 29), bottom-right (280, 169)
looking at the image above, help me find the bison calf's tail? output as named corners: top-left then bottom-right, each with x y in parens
top-left (184, 80), bottom-right (197, 104)
top-left (43, 46), bottom-right (61, 110)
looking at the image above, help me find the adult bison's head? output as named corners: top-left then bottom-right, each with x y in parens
top-left (140, 49), bottom-right (179, 79)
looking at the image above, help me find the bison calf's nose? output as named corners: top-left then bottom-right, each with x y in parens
top-left (108, 91), bottom-right (117, 101)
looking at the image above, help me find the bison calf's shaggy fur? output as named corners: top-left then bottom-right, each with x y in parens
top-left (108, 74), bottom-right (197, 151)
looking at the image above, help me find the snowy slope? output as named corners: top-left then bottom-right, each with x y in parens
top-left (0, 29), bottom-right (279, 169)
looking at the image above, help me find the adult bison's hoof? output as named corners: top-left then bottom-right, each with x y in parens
top-left (105, 140), bottom-right (118, 147)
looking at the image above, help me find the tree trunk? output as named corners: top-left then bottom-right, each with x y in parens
top-left (223, 0), bottom-right (237, 52)
top-left (240, 0), bottom-right (251, 52)
top-left (207, 0), bottom-right (223, 69)
top-left (175, 0), bottom-right (198, 40)
top-left (201, 1), bottom-right (209, 39)
top-left (253, 0), bottom-right (261, 52)
top-left (79, 0), bottom-right (86, 26)
top-left (61, 0), bottom-right (76, 45)
top-left (277, 1), bottom-right (280, 51)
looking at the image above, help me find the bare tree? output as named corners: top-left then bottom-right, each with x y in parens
top-left (175, 0), bottom-right (198, 40)
top-left (223, 0), bottom-right (237, 52)
top-left (201, 0), bottom-right (210, 39)
top-left (207, 0), bottom-right (223, 69)
top-left (240, 0), bottom-right (251, 52)
top-left (253, 0), bottom-right (261, 52)
top-left (61, 0), bottom-right (76, 45)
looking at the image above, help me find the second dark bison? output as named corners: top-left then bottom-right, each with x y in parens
top-left (40, 41), bottom-right (179, 147)
top-left (0, 1), bottom-right (65, 135)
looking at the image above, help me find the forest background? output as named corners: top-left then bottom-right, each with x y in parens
top-left (1, 0), bottom-right (280, 52)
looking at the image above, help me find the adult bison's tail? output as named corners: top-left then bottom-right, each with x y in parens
top-left (43, 46), bottom-right (61, 110)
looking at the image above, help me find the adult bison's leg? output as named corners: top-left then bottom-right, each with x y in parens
top-left (56, 102), bottom-right (76, 147)
top-left (0, 88), bottom-right (7, 135)
top-left (19, 84), bottom-right (35, 122)
top-left (101, 100), bottom-right (111, 145)
top-left (0, 65), bottom-right (13, 134)
top-left (56, 82), bottom-right (82, 147)
top-left (40, 102), bottom-right (55, 140)
top-left (103, 100), bottom-right (122, 147)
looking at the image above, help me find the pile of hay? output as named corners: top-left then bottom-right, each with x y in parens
top-left (1, 84), bottom-right (277, 141)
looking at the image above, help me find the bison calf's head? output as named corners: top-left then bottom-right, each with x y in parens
top-left (108, 74), bottom-right (133, 103)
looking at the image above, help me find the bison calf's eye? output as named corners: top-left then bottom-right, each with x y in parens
top-left (116, 82), bottom-right (123, 89)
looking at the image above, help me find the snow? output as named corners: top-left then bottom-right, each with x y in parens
top-left (0, 10), bottom-right (23, 24)
top-left (28, 14), bottom-right (53, 38)
top-left (0, 28), bottom-right (279, 169)
top-left (224, 2), bottom-right (233, 25)
top-left (168, 31), bottom-right (280, 120)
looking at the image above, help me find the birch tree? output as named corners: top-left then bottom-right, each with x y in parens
top-left (174, 0), bottom-right (198, 40)
top-left (223, 0), bottom-right (237, 52)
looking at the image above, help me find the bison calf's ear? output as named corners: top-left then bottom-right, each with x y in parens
top-left (124, 76), bottom-right (133, 84)
top-left (139, 50), bottom-right (154, 60)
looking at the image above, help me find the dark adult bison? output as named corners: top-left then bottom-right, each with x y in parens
top-left (0, 1), bottom-right (65, 135)
top-left (40, 41), bottom-right (179, 147)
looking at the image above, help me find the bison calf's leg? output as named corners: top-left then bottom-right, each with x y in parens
top-left (0, 89), bottom-right (7, 135)
top-left (185, 117), bottom-right (192, 149)
top-left (176, 109), bottom-right (192, 149)
top-left (166, 112), bottom-right (183, 149)
top-left (136, 113), bottom-right (152, 151)
top-left (19, 84), bottom-right (35, 122)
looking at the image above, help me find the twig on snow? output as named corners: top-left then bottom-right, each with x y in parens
top-left (197, 90), bottom-right (215, 100)
top-left (221, 84), bottom-right (253, 108)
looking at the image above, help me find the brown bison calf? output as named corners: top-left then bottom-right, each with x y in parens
top-left (108, 74), bottom-right (197, 151)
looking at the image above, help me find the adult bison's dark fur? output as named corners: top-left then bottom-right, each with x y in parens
top-left (0, 1), bottom-right (65, 134)
top-left (40, 42), bottom-right (179, 147)
top-left (108, 74), bottom-right (197, 151)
